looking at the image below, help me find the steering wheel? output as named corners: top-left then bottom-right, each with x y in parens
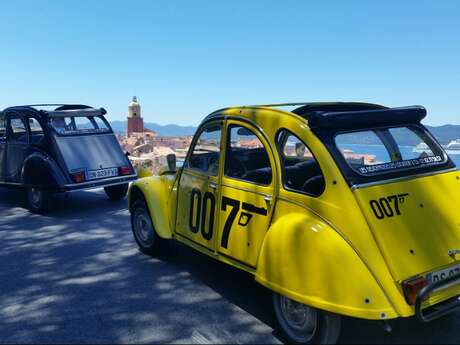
top-left (227, 156), bottom-right (246, 177)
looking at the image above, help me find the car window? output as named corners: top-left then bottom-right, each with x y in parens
top-left (50, 115), bottom-right (110, 135)
top-left (92, 116), bottom-right (110, 131)
top-left (28, 118), bottom-right (44, 133)
top-left (224, 125), bottom-right (272, 185)
top-left (335, 126), bottom-right (445, 175)
top-left (9, 118), bottom-right (28, 143)
top-left (28, 117), bottom-right (45, 144)
top-left (0, 116), bottom-right (6, 140)
top-left (278, 130), bottom-right (325, 196)
top-left (335, 131), bottom-right (391, 167)
top-left (186, 123), bottom-right (222, 176)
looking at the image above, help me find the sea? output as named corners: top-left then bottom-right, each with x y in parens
top-left (339, 144), bottom-right (460, 167)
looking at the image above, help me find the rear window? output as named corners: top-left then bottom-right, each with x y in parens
top-left (335, 126), bottom-right (446, 176)
top-left (50, 116), bottom-right (110, 135)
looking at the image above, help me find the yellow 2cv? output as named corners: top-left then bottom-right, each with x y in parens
top-left (128, 102), bottom-right (460, 344)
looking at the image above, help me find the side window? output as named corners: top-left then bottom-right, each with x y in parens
top-left (224, 125), bottom-right (272, 185)
top-left (278, 130), bottom-right (325, 197)
top-left (28, 117), bottom-right (45, 144)
top-left (186, 123), bottom-right (222, 176)
top-left (8, 118), bottom-right (28, 143)
top-left (28, 118), bottom-right (44, 133)
top-left (0, 115), bottom-right (6, 140)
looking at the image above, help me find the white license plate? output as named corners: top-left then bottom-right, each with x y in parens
top-left (86, 168), bottom-right (118, 180)
top-left (428, 263), bottom-right (460, 284)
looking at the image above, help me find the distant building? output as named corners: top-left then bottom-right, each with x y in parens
top-left (127, 96), bottom-right (157, 137)
top-left (127, 96), bottom-right (143, 136)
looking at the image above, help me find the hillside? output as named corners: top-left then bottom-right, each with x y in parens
top-left (110, 121), bottom-right (197, 137)
top-left (110, 121), bottom-right (460, 145)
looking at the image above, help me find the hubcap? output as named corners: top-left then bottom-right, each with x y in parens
top-left (134, 209), bottom-right (154, 247)
top-left (279, 295), bottom-right (317, 342)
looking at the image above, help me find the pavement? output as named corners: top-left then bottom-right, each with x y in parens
top-left (0, 187), bottom-right (459, 344)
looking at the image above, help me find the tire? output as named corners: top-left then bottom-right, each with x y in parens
top-left (130, 199), bottom-right (171, 257)
top-left (104, 183), bottom-right (129, 201)
top-left (27, 187), bottom-right (52, 214)
top-left (273, 293), bottom-right (341, 345)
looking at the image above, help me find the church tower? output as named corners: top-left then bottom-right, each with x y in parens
top-left (127, 96), bottom-right (144, 136)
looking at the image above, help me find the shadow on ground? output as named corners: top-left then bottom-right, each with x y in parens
top-left (0, 187), bottom-right (458, 344)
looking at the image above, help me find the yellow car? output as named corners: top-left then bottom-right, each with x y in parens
top-left (128, 102), bottom-right (460, 344)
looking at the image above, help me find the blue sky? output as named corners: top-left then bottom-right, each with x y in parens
top-left (0, 0), bottom-right (459, 126)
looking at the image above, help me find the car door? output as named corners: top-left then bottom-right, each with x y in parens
top-left (175, 121), bottom-right (223, 252)
top-left (0, 113), bottom-right (6, 180)
top-left (5, 113), bottom-right (29, 182)
top-left (217, 121), bottom-right (276, 268)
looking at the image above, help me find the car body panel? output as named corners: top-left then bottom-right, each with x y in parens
top-left (175, 169), bottom-right (220, 251)
top-left (353, 170), bottom-right (460, 281)
top-left (129, 174), bottom-right (177, 240)
top-left (129, 103), bottom-right (460, 321)
top-left (55, 133), bottom-right (130, 173)
top-left (22, 152), bottom-right (68, 189)
top-left (255, 200), bottom-right (398, 320)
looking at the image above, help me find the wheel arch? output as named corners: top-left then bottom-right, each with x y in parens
top-left (255, 212), bottom-right (399, 320)
top-left (128, 177), bottom-right (174, 239)
top-left (21, 152), bottom-right (67, 189)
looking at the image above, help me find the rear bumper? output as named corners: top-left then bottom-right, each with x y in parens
top-left (61, 174), bottom-right (137, 192)
top-left (415, 275), bottom-right (460, 322)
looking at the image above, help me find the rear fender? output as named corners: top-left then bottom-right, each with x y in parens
top-left (128, 175), bottom-right (176, 239)
top-left (21, 152), bottom-right (67, 189)
top-left (255, 212), bottom-right (399, 320)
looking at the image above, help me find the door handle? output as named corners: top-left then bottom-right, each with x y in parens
top-left (209, 183), bottom-right (217, 190)
top-left (264, 195), bottom-right (272, 202)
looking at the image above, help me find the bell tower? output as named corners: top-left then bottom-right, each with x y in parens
top-left (127, 96), bottom-right (144, 136)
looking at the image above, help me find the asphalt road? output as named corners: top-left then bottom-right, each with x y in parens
top-left (0, 187), bottom-right (459, 344)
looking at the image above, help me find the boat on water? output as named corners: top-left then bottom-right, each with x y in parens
top-left (413, 139), bottom-right (460, 155)
top-left (445, 139), bottom-right (460, 155)
top-left (413, 142), bottom-right (432, 154)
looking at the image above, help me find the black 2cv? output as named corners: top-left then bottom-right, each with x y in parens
top-left (0, 104), bottom-right (137, 213)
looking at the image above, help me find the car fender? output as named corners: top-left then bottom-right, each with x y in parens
top-left (128, 175), bottom-right (176, 239)
top-left (255, 212), bottom-right (399, 320)
top-left (21, 152), bottom-right (67, 189)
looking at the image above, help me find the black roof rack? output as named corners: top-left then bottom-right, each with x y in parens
top-left (2, 104), bottom-right (106, 117)
top-left (305, 106), bottom-right (427, 131)
top-left (292, 102), bottom-right (387, 119)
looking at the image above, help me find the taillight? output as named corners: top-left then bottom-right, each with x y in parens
top-left (119, 166), bottom-right (131, 175)
top-left (70, 171), bottom-right (86, 184)
top-left (402, 276), bottom-right (430, 305)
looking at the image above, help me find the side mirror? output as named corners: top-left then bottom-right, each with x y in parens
top-left (166, 154), bottom-right (177, 172)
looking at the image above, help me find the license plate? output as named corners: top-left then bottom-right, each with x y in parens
top-left (428, 263), bottom-right (460, 284)
top-left (86, 168), bottom-right (118, 180)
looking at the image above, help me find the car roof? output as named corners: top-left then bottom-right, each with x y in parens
top-left (205, 102), bottom-right (426, 131)
top-left (1, 104), bottom-right (107, 118)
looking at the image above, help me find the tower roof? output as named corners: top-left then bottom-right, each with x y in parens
top-left (129, 96), bottom-right (140, 107)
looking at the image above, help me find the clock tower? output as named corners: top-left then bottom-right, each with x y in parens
top-left (127, 96), bottom-right (144, 136)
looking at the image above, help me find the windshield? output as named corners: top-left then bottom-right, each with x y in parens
top-left (50, 115), bottom-right (111, 135)
top-left (335, 126), bottom-right (447, 176)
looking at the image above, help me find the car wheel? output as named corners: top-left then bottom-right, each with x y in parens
top-left (104, 183), bottom-right (129, 201)
top-left (27, 187), bottom-right (52, 214)
top-left (273, 293), bottom-right (341, 345)
top-left (131, 199), bottom-right (171, 257)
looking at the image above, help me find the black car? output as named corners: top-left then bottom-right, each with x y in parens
top-left (0, 104), bottom-right (137, 213)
